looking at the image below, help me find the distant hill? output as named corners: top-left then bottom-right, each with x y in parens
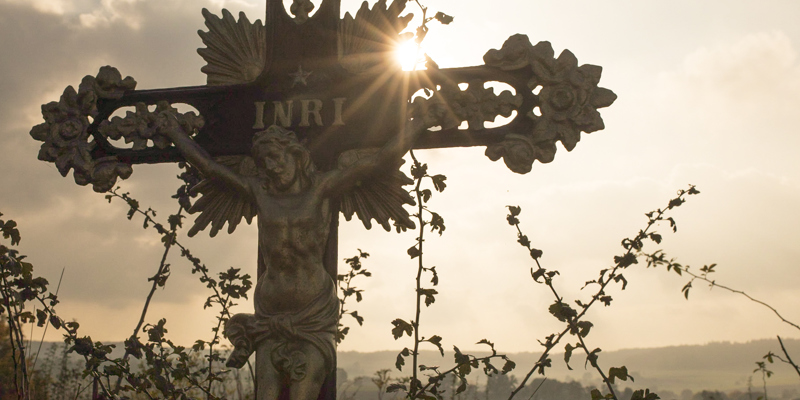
top-left (32, 338), bottom-right (800, 395)
top-left (338, 338), bottom-right (800, 393)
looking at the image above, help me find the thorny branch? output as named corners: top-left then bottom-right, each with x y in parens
top-left (506, 185), bottom-right (700, 400)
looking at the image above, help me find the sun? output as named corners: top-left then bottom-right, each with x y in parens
top-left (396, 39), bottom-right (423, 71)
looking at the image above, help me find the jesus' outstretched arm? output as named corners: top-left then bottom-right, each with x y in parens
top-left (165, 126), bottom-right (252, 196)
top-left (318, 116), bottom-right (430, 197)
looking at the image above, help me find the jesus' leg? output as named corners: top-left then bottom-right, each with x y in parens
top-left (255, 339), bottom-right (284, 400)
top-left (288, 342), bottom-right (328, 400)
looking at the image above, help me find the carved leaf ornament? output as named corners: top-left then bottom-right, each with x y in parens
top-left (481, 34), bottom-right (617, 173)
top-left (30, 67), bottom-right (205, 192)
top-left (197, 8), bottom-right (266, 86)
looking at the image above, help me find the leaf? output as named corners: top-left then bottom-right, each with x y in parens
top-left (531, 268), bottom-right (546, 282)
top-left (433, 12), bottom-right (454, 25)
top-left (506, 214), bottom-right (519, 226)
top-left (455, 377), bottom-right (467, 394)
top-left (613, 252), bottom-right (638, 268)
top-left (453, 345), bottom-right (470, 374)
top-left (530, 248), bottom-right (543, 260)
top-left (49, 315), bottom-right (61, 330)
top-left (421, 189), bottom-right (432, 203)
top-left (430, 266), bottom-right (439, 286)
top-left (613, 274), bottom-right (628, 290)
top-left (564, 343), bottom-right (575, 370)
top-left (585, 348), bottom-right (601, 368)
top-left (350, 311), bottom-right (364, 326)
top-left (410, 163), bottom-right (427, 180)
top-left (407, 245), bottom-right (421, 259)
top-left (428, 335), bottom-right (444, 356)
top-left (649, 233), bottom-right (662, 244)
top-left (548, 301), bottom-right (577, 322)
top-left (608, 366), bottom-right (633, 384)
top-left (534, 358), bottom-right (551, 375)
top-left (700, 263), bottom-right (717, 274)
top-left (501, 358), bottom-right (516, 374)
top-left (576, 321), bottom-right (593, 337)
top-left (630, 389), bottom-right (661, 400)
top-left (429, 212), bottom-right (445, 235)
top-left (507, 206), bottom-right (521, 217)
top-left (419, 288), bottom-right (438, 306)
top-left (36, 309), bottom-right (47, 327)
top-left (668, 197), bottom-right (685, 209)
top-left (395, 347), bottom-right (410, 371)
top-left (431, 174), bottom-right (447, 192)
top-left (391, 319), bottom-right (414, 339)
top-left (681, 281), bottom-right (692, 300)
top-left (477, 338), bottom-right (495, 350)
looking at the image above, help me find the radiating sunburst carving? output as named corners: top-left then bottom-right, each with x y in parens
top-left (197, 8), bottom-right (266, 86)
top-left (339, 0), bottom-right (414, 74)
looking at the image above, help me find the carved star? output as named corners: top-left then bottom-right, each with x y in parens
top-left (289, 65), bottom-right (312, 87)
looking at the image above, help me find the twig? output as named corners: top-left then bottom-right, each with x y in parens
top-left (31, 267), bottom-right (64, 374)
top-left (527, 378), bottom-right (546, 400)
top-left (113, 204), bottom-right (184, 392)
top-left (681, 269), bottom-right (800, 332)
top-left (410, 149), bottom-right (425, 398)
top-left (777, 336), bottom-right (800, 378)
top-left (507, 186), bottom-right (698, 399)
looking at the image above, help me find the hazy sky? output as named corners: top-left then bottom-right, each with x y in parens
top-left (2, 0), bottom-right (800, 366)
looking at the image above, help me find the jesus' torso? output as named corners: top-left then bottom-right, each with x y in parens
top-left (249, 177), bottom-right (333, 316)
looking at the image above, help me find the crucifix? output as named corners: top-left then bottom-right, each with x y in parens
top-left (29, 0), bottom-right (616, 399)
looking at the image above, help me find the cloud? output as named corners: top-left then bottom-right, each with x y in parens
top-left (654, 31), bottom-right (800, 167)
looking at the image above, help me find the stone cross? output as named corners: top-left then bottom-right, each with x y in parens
top-left (29, 1), bottom-right (616, 399)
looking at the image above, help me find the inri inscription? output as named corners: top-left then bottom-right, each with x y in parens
top-left (253, 98), bottom-right (347, 129)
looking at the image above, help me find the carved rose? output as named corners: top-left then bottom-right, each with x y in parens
top-left (482, 35), bottom-right (617, 173)
top-left (531, 50), bottom-right (617, 151)
top-left (485, 134), bottom-right (557, 174)
top-left (81, 66), bottom-right (137, 100)
top-left (30, 86), bottom-right (94, 182)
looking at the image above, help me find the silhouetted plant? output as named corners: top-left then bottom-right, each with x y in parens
top-left (386, 151), bottom-right (515, 400)
top-left (642, 229), bottom-right (800, 394)
top-left (505, 185), bottom-right (700, 400)
top-left (338, 249), bottom-right (372, 344)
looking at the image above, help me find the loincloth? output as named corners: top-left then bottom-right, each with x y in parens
top-left (225, 277), bottom-right (338, 381)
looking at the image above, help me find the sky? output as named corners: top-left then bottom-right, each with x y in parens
top-left (2, 0), bottom-right (800, 369)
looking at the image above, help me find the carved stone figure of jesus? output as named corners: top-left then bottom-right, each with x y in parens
top-left (165, 118), bottom-right (427, 400)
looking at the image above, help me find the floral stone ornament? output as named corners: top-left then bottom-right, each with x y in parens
top-left (483, 34), bottom-right (617, 174)
top-left (30, 66), bottom-right (204, 192)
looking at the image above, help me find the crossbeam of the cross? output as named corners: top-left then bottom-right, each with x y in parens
top-left (89, 66), bottom-right (528, 163)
